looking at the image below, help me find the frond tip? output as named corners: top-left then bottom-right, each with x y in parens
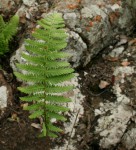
top-left (14, 13), bottom-right (74, 138)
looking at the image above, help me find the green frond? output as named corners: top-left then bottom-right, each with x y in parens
top-left (42, 123), bottom-right (47, 136)
top-left (21, 95), bottom-right (71, 103)
top-left (47, 112), bottom-right (67, 121)
top-left (15, 71), bottom-right (74, 85)
top-left (46, 85), bottom-right (74, 93)
top-left (29, 110), bottom-right (44, 119)
top-left (22, 52), bottom-right (70, 63)
top-left (46, 104), bottom-right (69, 112)
top-left (47, 124), bottom-right (62, 132)
top-left (20, 95), bottom-right (44, 102)
top-left (47, 42), bottom-right (67, 51)
top-left (18, 84), bottom-right (45, 94)
top-left (16, 63), bottom-right (74, 77)
top-left (0, 15), bottom-right (19, 56)
top-left (0, 34), bottom-right (9, 54)
top-left (24, 103), bottom-right (42, 111)
top-left (47, 74), bottom-right (74, 84)
top-left (14, 72), bottom-right (44, 83)
top-left (48, 131), bottom-right (58, 138)
top-left (32, 31), bottom-right (67, 43)
top-left (35, 28), bottom-right (68, 40)
top-left (15, 13), bottom-right (74, 138)
top-left (3, 15), bottom-right (19, 41)
top-left (25, 40), bottom-right (45, 49)
top-left (45, 68), bottom-right (74, 77)
top-left (46, 95), bottom-right (71, 103)
top-left (0, 15), bottom-right (5, 32)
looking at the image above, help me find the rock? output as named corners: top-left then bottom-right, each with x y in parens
top-left (0, 71), bottom-right (13, 120)
top-left (0, 0), bottom-right (15, 12)
top-left (10, 43), bottom-right (26, 72)
top-left (110, 4), bottom-right (120, 11)
top-left (99, 80), bottom-right (110, 89)
top-left (108, 46), bottom-right (125, 58)
top-left (116, 35), bottom-right (128, 46)
top-left (53, 0), bottom-right (136, 67)
top-left (66, 31), bottom-right (87, 67)
top-left (95, 37), bottom-right (136, 149)
top-left (0, 86), bottom-right (8, 109)
top-left (63, 12), bottom-right (78, 29)
top-left (122, 128), bottom-right (136, 150)
top-left (23, 0), bottom-right (36, 7)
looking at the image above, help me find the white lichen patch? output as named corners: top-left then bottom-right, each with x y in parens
top-left (95, 65), bottom-right (136, 149)
top-left (52, 73), bottom-right (85, 150)
top-left (0, 86), bottom-right (8, 109)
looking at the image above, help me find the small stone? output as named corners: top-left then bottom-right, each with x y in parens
top-left (0, 86), bottom-right (8, 109)
top-left (111, 4), bottom-right (120, 11)
top-left (95, 109), bottom-right (102, 116)
top-left (31, 123), bottom-right (41, 129)
top-left (121, 61), bottom-right (130, 66)
top-left (99, 80), bottom-right (110, 89)
top-left (109, 46), bottom-right (125, 58)
top-left (117, 38), bottom-right (128, 46)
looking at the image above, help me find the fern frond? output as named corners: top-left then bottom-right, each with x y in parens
top-left (46, 95), bottom-right (71, 103)
top-left (14, 72), bottom-right (45, 83)
top-left (22, 55), bottom-right (71, 69)
top-left (35, 28), bottom-right (67, 40)
top-left (46, 85), bottom-right (73, 93)
top-left (0, 34), bottom-right (8, 54)
top-left (47, 112), bottom-right (67, 121)
top-left (16, 64), bottom-right (74, 77)
top-left (48, 131), bottom-right (58, 138)
top-left (0, 15), bottom-right (19, 56)
top-left (46, 104), bottom-right (69, 112)
top-left (18, 85), bottom-right (45, 94)
top-left (29, 110), bottom-right (44, 119)
top-left (25, 40), bottom-right (46, 49)
top-left (47, 74), bottom-right (74, 84)
top-left (0, 15), bottom-right (5, 32)
top-left (3, 15), bottom-right (19, 41)
top-left (15, 13), bottom-right (74, 138)
top-left (47, 124), bottom-right (62, 132)
top-left (22, 52), bottom-right (70, 63)
top-left (20, 95), bottom-right (71, 103)
top-left (24, 103), bottom-right (42, 111)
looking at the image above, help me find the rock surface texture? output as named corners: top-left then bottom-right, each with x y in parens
top-left (6, 0), bottom-right (136, 69)
top-left (54, 0), bottom-right (136, 67)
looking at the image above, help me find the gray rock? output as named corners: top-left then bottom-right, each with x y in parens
top-left (23, 0), bottom-right (36, 7)
top-left (10, 44), bottom-right (26, 72)
top-left (63, 13), bottom-right (78, 29)
top-left (109, 46), bottom-right (125, 58)
top-left (122, 128), bottom-right (136, 150)
top-left (66, 31), bottom-right (87, 67)
top-left (53, 0), bottom-right (136, 67)
top-left (0, 86), bottom-right (8, 109)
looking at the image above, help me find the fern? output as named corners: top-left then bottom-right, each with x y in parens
top-left (14, 13), bottom-right (74, 138)
top-left (0, 15), bottom-right (19, 56)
